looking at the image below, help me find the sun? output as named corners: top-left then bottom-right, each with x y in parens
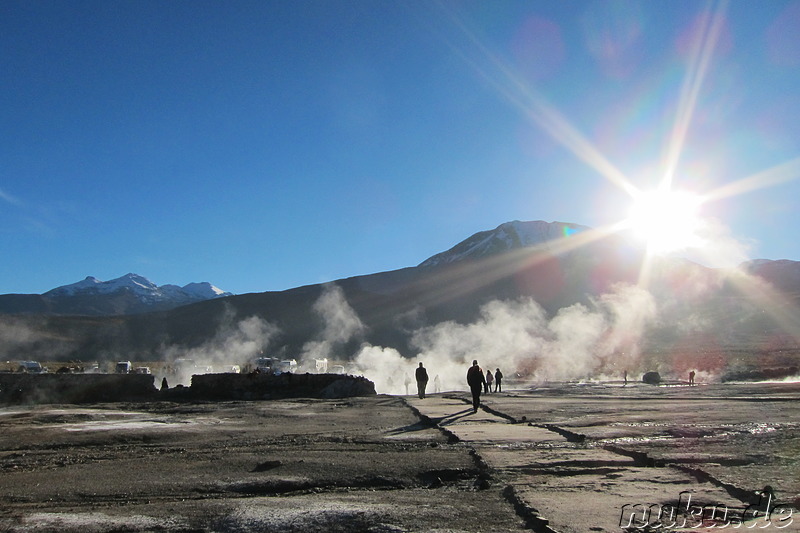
top-left (626, 189), bottom-right (704, 254)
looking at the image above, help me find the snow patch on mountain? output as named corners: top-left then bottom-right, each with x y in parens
top-left (46, 273), bottom-right (232, 303)
top-left (182, 282), bottom-right (230, 299)
top-left (419, 220), bottom-right (590, 267)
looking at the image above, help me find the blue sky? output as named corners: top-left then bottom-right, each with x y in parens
top-left (2, 0), bottom-right (800, 296)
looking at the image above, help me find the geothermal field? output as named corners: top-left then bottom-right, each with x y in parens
top-left (1, 378), bottom-right (799, 532)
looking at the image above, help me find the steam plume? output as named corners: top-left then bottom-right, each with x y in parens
top-left (343, 283), bottom-right (658, 394)
top-left (300, 283), bottom-right (366, 362)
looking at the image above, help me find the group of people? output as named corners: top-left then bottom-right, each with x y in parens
top-left (483, 368), bottom-right (503, 393)
top-left (412, 361), bottom-right (504, 411)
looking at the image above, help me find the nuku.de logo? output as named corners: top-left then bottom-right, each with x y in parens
top-left (619, 488), bottom-right (794, 530)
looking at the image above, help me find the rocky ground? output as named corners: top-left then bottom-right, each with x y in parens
top-left (1, 380), bottom-right (799, 532)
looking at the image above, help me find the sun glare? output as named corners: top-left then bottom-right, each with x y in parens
top-left (627, 189), bottom-right (704, 254)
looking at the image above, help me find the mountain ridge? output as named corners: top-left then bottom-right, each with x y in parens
top-left (1, 273), bottom-right (231, 316)
top-left (1, 220), bottom-right (799, 373)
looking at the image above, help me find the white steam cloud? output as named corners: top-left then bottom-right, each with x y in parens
top-left (300, 284), bottom-right (366, 362)
top-left (686, 216), bottom-right (753, 268)
top-left (341, 282), bottom-right (658, 395)
top-left (0, 318), bottom-right (40, 350)
top-left (160, 305), bottom-right (280, 385)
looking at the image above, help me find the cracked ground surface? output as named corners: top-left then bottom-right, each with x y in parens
top-left (408, 381), bottom-right (800, 532)
top-left (1, 381), bottom-right (799, 532)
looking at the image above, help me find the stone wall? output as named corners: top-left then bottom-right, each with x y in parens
top-left (0, 372), bottom-right (376, 404)
top-left (189, 372), bottom-right (376, 400)
top-left (0, 373), bottom-right (158, 404)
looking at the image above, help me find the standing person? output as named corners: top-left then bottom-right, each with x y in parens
top-left (485, 369), bottom-right (493, 393)
top-left (623, 369), bottom-right (628, 387)
top-left (415, 362), bottom-right (429, 399)
top-left (494, 368), bottom-right (503, 392)
top-left (689, 370), bottom-right (695, 386)
top-left (466, 360), bottom-right (486, 413)
top-left (433, 374), bottom-right (441, 393)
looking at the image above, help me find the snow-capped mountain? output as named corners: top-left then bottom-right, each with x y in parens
top-left (46, 273), bottom-right (231, 302)
top-left (0, 274), bottom-right (231, 316)
top-left (48, 274), bottom-right (160, 297)
top-left (420, 220), bottom-right (591, 267)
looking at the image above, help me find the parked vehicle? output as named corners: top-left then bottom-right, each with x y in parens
top-left (17, 361), bottom-right (45, 373)
top-left (253, 357), bottom-right (297, 374)
top-left (254, 357), bottom-right (278, 373)
top-left (133, 366), bottom-right (151, 374)
top-left (275, 359), bottom-right (298, 374)
top-left (115, 361), bottom-right (132, 374)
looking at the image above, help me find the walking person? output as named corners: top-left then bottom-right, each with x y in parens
top-left (485, 369), bottom-right (493, 393)
top-left (494, 368), bottom-right (503, 393)
top-left (466, 360), bottom-right (486, 413)
top-left (415, 362), bottom-right (429, 399)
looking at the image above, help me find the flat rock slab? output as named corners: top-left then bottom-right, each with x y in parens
top-left (407, 396), bottom-right (567, 444)
top-left (408, 387), bottom-right (800, 532)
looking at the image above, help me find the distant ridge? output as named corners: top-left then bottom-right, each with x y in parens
top-left (0, 273), bottom-right (231, 316)
top-left (2, 220), bottom-right (800, 366)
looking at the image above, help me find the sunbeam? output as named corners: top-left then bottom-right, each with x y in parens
top-left (419, 1), bottom-right (800, 354)
top-left (412, 223), bottom-right (631, 312)
top-left (703, 156), bottom-right (800, 203)
top-left (429, 1), bottom-right (639, 198)
top-left (727, 269), bottom-right (800, 347)
top-left (661, 0), bottom-right (729, 190)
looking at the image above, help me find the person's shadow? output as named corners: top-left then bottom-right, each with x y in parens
top-left (387, 408), bottom-right (473, 437)
top-left (433, 408), bottom-right (474, 427)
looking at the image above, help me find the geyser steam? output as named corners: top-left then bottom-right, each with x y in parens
top-left (343, 282), bottom-right (658, 395)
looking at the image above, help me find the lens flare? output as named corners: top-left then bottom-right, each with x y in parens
top-left (627, 190), bottom-right (704, 254)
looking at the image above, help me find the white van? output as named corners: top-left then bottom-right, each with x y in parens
top-left (275, 359), bottom-right (298, 374)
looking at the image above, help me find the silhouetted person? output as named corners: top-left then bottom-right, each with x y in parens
top-left (467, 360), bottom-right (486, 413)
top-left (160, 377), bottom-right (169, 391)
top-left (485, 369), bottom-right (493, 393)
top-left (623, 369), bottom-right (628, 387)
top-left (415, 362), bottom-right (429, 399)
top-left (689, 370), bottom-right (695, 386)
top-left (494, 368), bottom-right (503, 392)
